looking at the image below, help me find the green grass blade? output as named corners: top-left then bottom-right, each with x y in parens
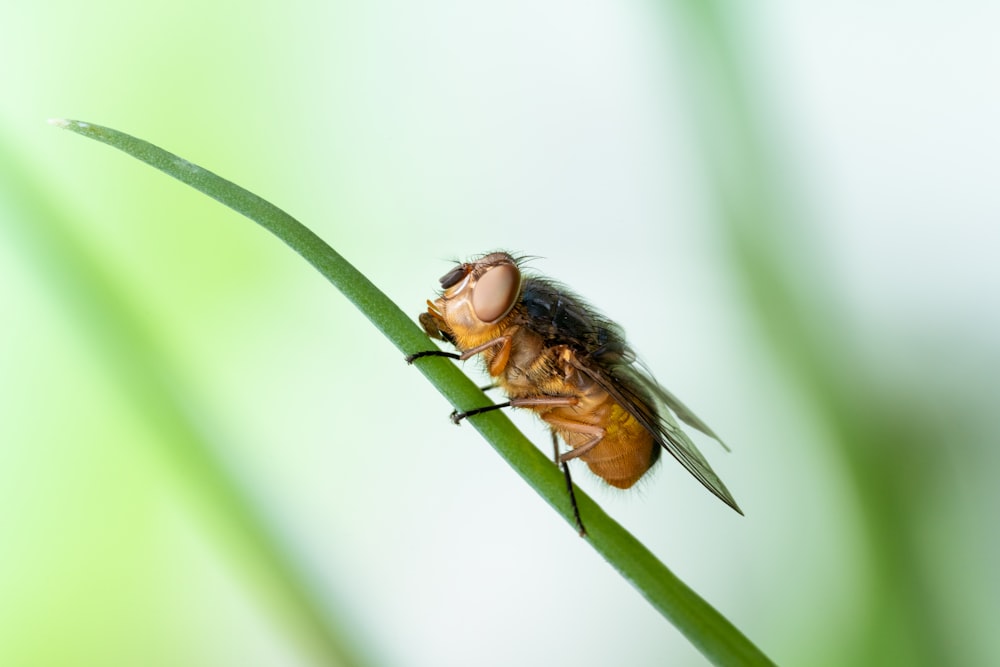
top-left (52, 118), bottom-right (775, 666)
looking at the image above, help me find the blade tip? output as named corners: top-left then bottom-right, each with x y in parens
top-left (48, 118), bottom-right (90, 131)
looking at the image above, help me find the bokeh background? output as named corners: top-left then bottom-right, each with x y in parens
top-left (2, 1), bottom-right (998, 666)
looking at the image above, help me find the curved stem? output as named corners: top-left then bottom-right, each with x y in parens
top-left (53, 119), bottom-right (775, 667)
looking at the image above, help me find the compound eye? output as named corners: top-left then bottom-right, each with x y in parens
top-left (439, 264), bottom-right (468, 289)
top-left (472, 263), bottom-right (520, 323)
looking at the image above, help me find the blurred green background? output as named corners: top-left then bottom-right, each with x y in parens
top-left (2, 1), bottom-right (998, 666)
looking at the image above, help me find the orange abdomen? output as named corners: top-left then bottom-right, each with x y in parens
top-left (544, 400), bottom-right (657, 489)
top-left (581, 403), bottom-right (656, 488)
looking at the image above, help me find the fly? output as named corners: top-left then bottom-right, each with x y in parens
top-left (406, 251), bottom-right (741, 535)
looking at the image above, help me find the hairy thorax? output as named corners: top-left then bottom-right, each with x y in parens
top-left (482, 323), bottom-right (654, 488)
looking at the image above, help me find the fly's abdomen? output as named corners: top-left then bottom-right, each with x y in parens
top-left (580, 403), bottom-right (657, 489)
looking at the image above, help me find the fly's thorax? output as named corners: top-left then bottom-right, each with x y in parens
top-left (490, 321), bottom-right (550, 395)
top-left (497, 330), bottom-right (601, 403)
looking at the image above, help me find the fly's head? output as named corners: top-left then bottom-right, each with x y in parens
top-left (421, 252), bottom-right (523, 347)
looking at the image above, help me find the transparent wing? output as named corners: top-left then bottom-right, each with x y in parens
top-left (633, 357), bottom-right (730, 451)
top-left (576, 357), bottom-right (742, 515)
top-left (515, 274), bottom-right (741, 514)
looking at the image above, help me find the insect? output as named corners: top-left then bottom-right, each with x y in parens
top-left (406, 251), bottom-right (741, 535)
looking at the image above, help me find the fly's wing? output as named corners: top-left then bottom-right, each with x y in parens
top-left (576, 355), bottom-right (743, 515)
top-left (516, 275), bottom-right (741, 513)
top-left (633, 358), bottom-right (730, 451)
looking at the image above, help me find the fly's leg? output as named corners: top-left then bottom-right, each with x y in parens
top-left (449, 401), bottom-right (512, 424)
top-left (451, 396), bottom-right (589, 537)
top-left (553, 431), bottom-right (586, 537)
top-left (450, 395), bottom-right (578, 424)
top-left (405, 349), bottom-right (461, 363)
top-left (543, 416), bottom-right (605, 463)
top-left (449, 395), bottom-right (588, 537)
top-left (440, 391), bottom-right (587, 537)
top-left (407, 335), bottom-right (512, 365)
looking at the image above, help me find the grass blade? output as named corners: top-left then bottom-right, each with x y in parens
top-left (53, 118), bottom-right (775, 666)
